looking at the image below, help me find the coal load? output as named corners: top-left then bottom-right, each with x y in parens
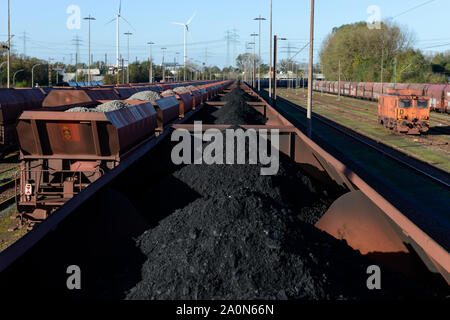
top-left (127, 91), bottom-right (161, 101)
top-left (212, 88), bottom-right (267, 125)
top-left (221, 86), bottom-right (259, 103)
top-left (126, 86), bottom-right (429, 300)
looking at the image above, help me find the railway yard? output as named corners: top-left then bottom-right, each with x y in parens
top-left (0, 0), bottom-right (449, 306)
top-left (278, 88), bottom-right (450, 172)
top-left (0, 80), bottom-right (448, 301)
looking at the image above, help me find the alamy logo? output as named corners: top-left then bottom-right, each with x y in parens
top-left (367, 5), bottom-right (381, 30)
top-left (66, 5), bottom-right (81, 30)
top-left (366, 265), bottom-right (381, 290)
top-left (171, 122), bottom-right (280, 176)
top-left (66, 265), bottom-right (81, 290)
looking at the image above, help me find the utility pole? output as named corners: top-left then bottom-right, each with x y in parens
top-left (224, 30), bottom-right (237, 73)
top-left (7, 0), bottom-right (11, 88)
top-left (20, 31), bottom-right (29, 58)
top-left (273, 36), bottom-right (286, 105)
top-left (250, 34), bottom-right (257, 87)
top-left (254, 16), bottom-right (266, 92)
top-left (394, 57), bottom-right (397, 89)
top-left (162, 47), bottom-right (167, 82)
top-left (122, 57), bottom-right (125, 84)
top-left (84, 15), bottom-right (96, 84)
top-left (226, 30), bottom-right (231, 67)
top-left (72, 35), bottom-right (82, 82)
top-left (338, 60), bottom-right (341, 101)
top-left (380, 48), bottom-right (384, 85)
top-left (176, 52), bottom-right (180, 81)
top-left (48, 58), bottom-right (53, 87)
top-left (269, 0), bottom-right (273, 98)
top-left (307, 0), bottom-right (315, 138)
top-left (124, 32), bottom-right (133, 84)
top-left (174, 56), bottom-right (177, 82)
top-left (273, 35), bottom-right (277, 105)
top-left (116, 55), bottom-right (120, 85)
top-left (148, 42), bottom-right (154, 83)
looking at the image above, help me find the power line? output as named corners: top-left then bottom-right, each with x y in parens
top-left (391, 0), bottom-right (437, 19)
top-left (421, 42), bottom-right (450, 49)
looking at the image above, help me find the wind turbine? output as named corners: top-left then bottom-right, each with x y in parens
top-left (107, 0), bottom-right (135, 69)
top-left (173, 11), bottom-right (196, 81)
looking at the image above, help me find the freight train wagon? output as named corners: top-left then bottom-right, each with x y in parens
top-left (0, 88), bottom-right (48, 157)
top-left (0, 81), bottom-right (219, 158)
top-left (14, 81), bottom-right (232, 225)
top-left (378, 91), bottom-right (430, 135)
top-left (312, 80), bottom-right (449, 113)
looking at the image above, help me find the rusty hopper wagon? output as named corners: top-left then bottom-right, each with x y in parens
top-left (0, 88), bottom-right (47, 157)
top-left (14, 80), bottom-right (231, 224)
top-left (378, 90), bottom-right (430, 135)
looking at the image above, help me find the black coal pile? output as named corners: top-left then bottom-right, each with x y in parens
top-left (212, 87), bottom-right (267, 125)
top-left (221, 85), bottom-right (259, 103)
top-left (125, 85), bottom-right (434, 300)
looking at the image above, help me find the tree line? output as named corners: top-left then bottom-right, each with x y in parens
top-left (319, 21), bottom-right (449, 84)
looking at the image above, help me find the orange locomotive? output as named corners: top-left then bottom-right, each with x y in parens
top-left (378, 89), bottom-right (430, 135)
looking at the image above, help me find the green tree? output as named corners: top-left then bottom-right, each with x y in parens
top-left (320, 21), bottom-right (413, 82)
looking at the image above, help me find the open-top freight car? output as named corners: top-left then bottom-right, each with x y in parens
top-left (13, 81), bottom-right (231, 226)
top-left (0, 81), bottom-right (222, 158)
top-left (0, 88), bottom-right (48, 157)
top-left (313, 80), bottom-right (449, 113)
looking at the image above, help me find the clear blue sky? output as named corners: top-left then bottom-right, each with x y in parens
top-left (1, 0), bottom-right (448, 68)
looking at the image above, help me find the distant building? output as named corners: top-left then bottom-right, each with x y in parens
top-left (76, 69), bottom-right (101, 76)
top-left (62, 69), bottom-right (103, 83)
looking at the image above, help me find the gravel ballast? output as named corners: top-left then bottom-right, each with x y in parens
top-left (124, 84), bottom-right (439, 300)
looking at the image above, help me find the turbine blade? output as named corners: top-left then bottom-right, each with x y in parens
top-left (172, 22), bottom-right (185, 26)
top-left (188, 29), bottom-right (193, 42)
top-left (186, 11), bottom-right (197, 25)
top-left (119, 0), bottom-right (122, 15)
top-left (120, 16), bottom-right (136, 31)
top-left (105, 17), bottom-right (116, 26)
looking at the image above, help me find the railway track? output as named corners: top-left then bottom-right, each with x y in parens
top-left (0, 167), bottom-right (18, 212)
top-left (298, 89), bottom-right (450, 131)
top-left (280, 90), bottom-right (450, 169)
top-left (276, 94), bottom-right (449, 186)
